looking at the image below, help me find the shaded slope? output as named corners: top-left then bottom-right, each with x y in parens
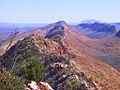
top-left (115, 30), bottom-right (120, 38)
top-left (76, 22), bottom-right (116, 38)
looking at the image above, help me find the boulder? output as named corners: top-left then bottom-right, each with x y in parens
top-left (25, 81), bottom-right (54, 90)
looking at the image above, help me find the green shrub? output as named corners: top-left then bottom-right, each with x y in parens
top-left (71, 79), bottom-right (81, 87)
top-left (21, 56), bottom-right (45, 82)
top-left (0, 68), bottom-right (24, 90)
top-left (66, 80), bottom-right (72, 87)
top-left (65, 79), bottom-right (81, 89)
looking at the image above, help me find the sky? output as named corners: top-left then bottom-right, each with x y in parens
top-left (0, 0), bottom-right (120, 23)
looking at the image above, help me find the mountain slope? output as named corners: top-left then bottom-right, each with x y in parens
top-left (1, 21), bottom-right (120, 90)
top-left (45, 21), bottom-right (120, 90)
top-left (75, 21), bottom-right (120, 72)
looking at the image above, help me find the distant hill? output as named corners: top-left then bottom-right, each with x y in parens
top-left (80, 19), bottom-right (101, 24)
top-left (0, 22), bottom-right (46, 43)
top-left (76, 22), bottom-right (117, 38)
top-left (0, 23), bottom-right (47, 56)
top-left (111, 23), bottom-right (120, 28)
top-left (0, 23), bottom-right (46, 32)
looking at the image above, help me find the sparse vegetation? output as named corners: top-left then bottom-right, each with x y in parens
top-left (1, 36), bottom-right (40, 69)
top-left (0, 68), bottom-right (24, 90)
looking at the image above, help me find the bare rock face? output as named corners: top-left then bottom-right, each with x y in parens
top-left (38, 82), bottom-right (54, 90)
top-left (25, 81), bottom-right (54, 90)
top-left (25, 81), bottom-right (40, 90)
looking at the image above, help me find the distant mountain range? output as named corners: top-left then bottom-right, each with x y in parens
top-left (111, 23), bottom-right (120, 28)
top-left (0, 23), bottom-right (46, 32)
top-left (76, 22), bottom-right (118, 38)
top-left (80, 19), bottom-right (101, 24)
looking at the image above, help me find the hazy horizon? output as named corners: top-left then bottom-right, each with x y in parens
top-left (0, 0), bottom-right (120, 23)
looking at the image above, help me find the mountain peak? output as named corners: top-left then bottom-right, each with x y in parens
top-left (44, 21), bottom-right (70, 38)
top-left (41, 20), bottom-right (69, 30)
top-left (55, 21), bottom-right (67, 25)
top-left (54, 21), bottom-right (69, 28)
top-left (49, 21), bottom-right (69, 30)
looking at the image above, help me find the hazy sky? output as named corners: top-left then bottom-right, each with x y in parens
top-left (0, 0), bottom-right (120, 23)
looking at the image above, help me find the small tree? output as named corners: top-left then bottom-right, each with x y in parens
top-left (21, 56), bottom-right (45, 82)
top-left (6, 28), bottom-right (19, 51)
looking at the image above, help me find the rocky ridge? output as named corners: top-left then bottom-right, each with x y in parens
top-left (0, 34), bottom-right (101, 90)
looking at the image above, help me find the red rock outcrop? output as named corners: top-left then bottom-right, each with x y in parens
top-left (32, 35), bottom-right (64, 55)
